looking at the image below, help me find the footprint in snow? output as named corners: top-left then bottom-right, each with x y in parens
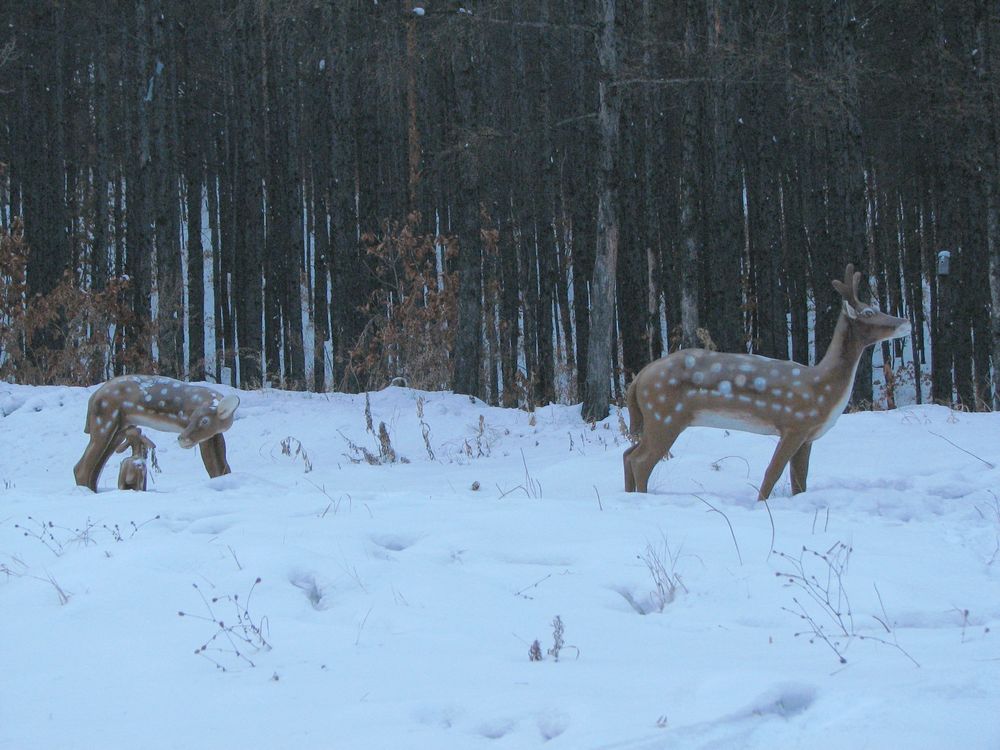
top-left (476, 718), bottom-right (517, 740)
top-left (537, 711), bottom-right (568, 741)
top-left (370, 533), bottom-right (419, 552)
top-left (289, 572), bottom-right (327, 609)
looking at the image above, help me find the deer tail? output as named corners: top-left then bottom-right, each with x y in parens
top-left (626, 378), bottom-right (643, 440)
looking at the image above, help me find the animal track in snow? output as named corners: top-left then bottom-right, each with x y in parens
top-left (536, 711), bottom-right (568, 741)
top-left (369, 533), bottom-right (419, 552)
top-left (186, 515), bottom-right (236, 535)
top-left (289, 572), bottom-right (327, 609)
top-left (476, 718), bottom-right (516, 739)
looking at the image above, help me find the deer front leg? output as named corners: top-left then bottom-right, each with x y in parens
top-left (757, 432), bottom-right (808, 501)
top-left (199, 433), bottom-right (231, 478)
top-left (789, 441), bottom-right (813, 495)
top-left (74, 427), bottom-right (125, 492)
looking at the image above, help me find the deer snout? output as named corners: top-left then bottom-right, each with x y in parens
top-left (177, 435), bottom-right (196, 449)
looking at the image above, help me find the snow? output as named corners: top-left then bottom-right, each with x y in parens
top-left (1, 383), bottom-right (998, 749)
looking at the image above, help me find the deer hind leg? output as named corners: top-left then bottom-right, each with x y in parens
top-left (789, 441), bottom-right (813, 495)
top-left (629, 420), bottom-right (686, 493)
top-left (757, 432), bottom-right (808, 501)
top-left (74, 426), bottom-right (125, 492)
top-left (623, 444), bottom-right (638, 492)
top-left (199, 433), bottom-right (231, 478)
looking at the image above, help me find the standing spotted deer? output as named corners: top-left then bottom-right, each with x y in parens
top-left (624, 265), bottom-right (911, 500)
top-left (74, 375), bottom-right (239, 492)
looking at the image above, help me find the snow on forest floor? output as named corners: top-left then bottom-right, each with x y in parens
top-left (1, 383), bottom-right (999, 749)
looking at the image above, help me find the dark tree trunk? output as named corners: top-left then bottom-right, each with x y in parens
top-left (583, 0), bottom-right (621, 422)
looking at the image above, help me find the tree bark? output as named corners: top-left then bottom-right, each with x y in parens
top-left (583, 0), bottom-right (621, 422)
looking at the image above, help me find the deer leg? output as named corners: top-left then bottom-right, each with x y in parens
top-left (630, 421), bottom-right (686, 493)
top-left (623, 444), bottom-right (638, 492)
top-left (757, 432), bottom-right (808, 501)
top-left (74, 427), bottom-right (124, 492)
top-left (199, 433), bottom-right (231, 478)
top-left (789, 441), bottom-right (813, 495)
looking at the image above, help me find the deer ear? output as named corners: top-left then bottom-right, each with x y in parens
top-left (115, 438), bottom-right (130, 454)
top-left (216, 394), bottom-right (239, 420)
top-left (842, 299), bottom-right (858, 319)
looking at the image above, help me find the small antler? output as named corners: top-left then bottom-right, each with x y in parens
top-left (831, 263), bottom-right (862, 308)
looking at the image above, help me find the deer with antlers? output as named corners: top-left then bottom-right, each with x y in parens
top-left (74, 375), bottom-right (239, 491)
top-left (624, 265), bottom-right (911, 500)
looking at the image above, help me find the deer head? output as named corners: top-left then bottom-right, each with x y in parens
top-left (115, 426), bottom-right (156, 459)
top-left (831, 264), bottom-right (911, 348)
top-left (177, 394), bottom-right (239, 449)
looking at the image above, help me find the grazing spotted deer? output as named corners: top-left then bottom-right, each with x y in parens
top-left (624, 265), bottom-right (911, 500)
top-left (74, 375), bottom-right (239, 491)
top-left (116, 426), bottom-right (156, 491)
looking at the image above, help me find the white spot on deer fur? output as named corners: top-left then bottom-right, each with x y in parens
top-left (771, 388), bottom-right (783, 397)
top-left (123, 401), bottom-right (134, 408)
top-left (772, 403), bottom-right (782, 411)
top-left (692, 371), bottom-right (705, 384)
top-left (663, 416), bottom-right (672, 424)
top-left (754, 377), bottom-right (767, 392)
top-left (770, 369), bottom-right (779, 378)
top-left (786, 391), bottom-right (795, 399)
top-left (808, 409), bottom-right (819, 417)
top-left (801, 392), bottom-right (811, 400)
top-left (824, 384), bottom-right (832, 392)
top-left (739, 363), bottom-right (755, 373)
top-left (96, 416), bottom-right (103, 426)
top-left (145, 395), bottom-right (153, 403)
top-left (791, 368), bottom-right (801, 376)
top-left (100, 399), bottom-right (108, 408)
top-left (675, 403), bottom-right (684, 412)
top-left (646, 402), bottom-right (654, 410)
top-left (710, 362), bottom-right (722, 374)
top-left (685, 390), bottom-right (695, 398)
top-left (784, 405), bottom-right (792, 413)
top-left (738, 395), bottom-right (752, 403)
top-left (684, 355), bottom-right (696, 369)
top-left (792, 380), bottom-right (802, 387)
top-left (158, 400), bottom-right (166, 408)
top-left (668, 377), bottom-right (678, 386)
top-left (755, 400), bottom-right (766, 409)
top-left (817, 395), bottom-right (826, 404)
top-left (718, 380), bottom-right (732, 395)
top-left (111, 409), bottom-right (119, 419)
top-left (795, 412), bottom-right (805, 420)
top-left (657, 395), bottom-right (666, 403)
top-left (735, 374), bottom-right (747, 387)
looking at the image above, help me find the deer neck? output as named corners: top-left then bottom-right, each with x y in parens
top-left (815, 313), bottom-right (865, 392)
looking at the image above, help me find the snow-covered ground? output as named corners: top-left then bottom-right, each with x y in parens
top-left (1, 383), bottom-right (998, 749)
